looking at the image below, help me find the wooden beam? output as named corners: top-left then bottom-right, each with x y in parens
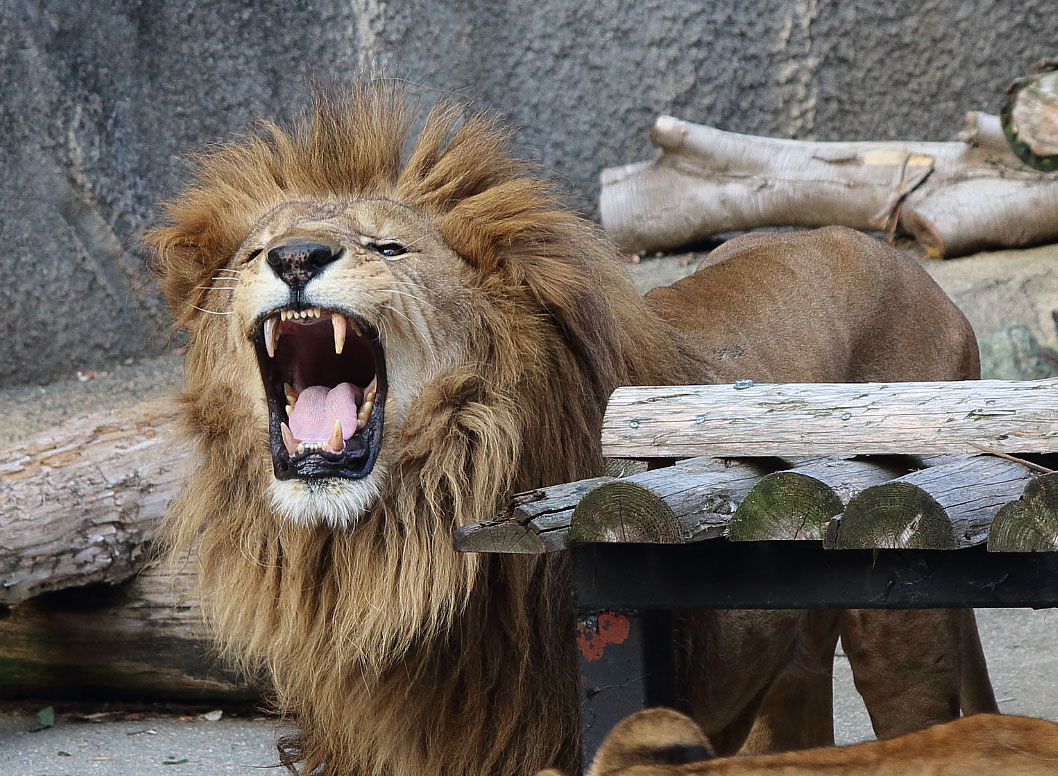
top-left (988, 473), bottom-right (1058, 551)
top-left (0, 400), bottom-right (181, 604)
top-left (827, 456), bottom-right (1033, 549)
top-left (571, 542), bottom-right (1058, 610)
top-left (601, 379), bottom-right (1058, 460)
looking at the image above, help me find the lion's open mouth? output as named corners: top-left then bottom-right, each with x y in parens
top-left (254, 307), bottom-right (387, 481)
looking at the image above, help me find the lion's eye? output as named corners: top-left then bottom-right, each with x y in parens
top-left (241, 248), bottom-right (263, 264)
top-left (367, 241), bottom-right (407, 258)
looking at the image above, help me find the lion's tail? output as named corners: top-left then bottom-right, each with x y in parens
top-left (958, 609), bottom-right (999, 715)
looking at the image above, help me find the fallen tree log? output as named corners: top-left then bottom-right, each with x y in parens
top-left (602, 378), bottom-right (1058, 460)
top-left (0, 400), bottom-right (182, 604)
top-left (600, 112), bottom-right (1058, 257)
top-left (0, 556), bottom-right (258, 703)
top-left (0, 399), bottom-right (256, 700)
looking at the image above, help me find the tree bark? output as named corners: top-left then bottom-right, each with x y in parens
top-left (601, 112), bottom-right (1058, 257)
top-left (601, 379), bottom-right (1058, 460)
top-left (0, 555), bottom-right (258, 702)
top-left (0, 400), bottom-right (182, 604)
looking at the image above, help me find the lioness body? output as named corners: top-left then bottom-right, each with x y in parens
top-left (149, 82), bottom-right (989, 776)
top-left (551, 708), bottom-right (1058, 776)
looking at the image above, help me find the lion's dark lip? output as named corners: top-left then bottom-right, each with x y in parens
top-left (251, 307), bottom-right (387, 481)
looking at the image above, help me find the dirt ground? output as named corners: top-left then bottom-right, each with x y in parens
top-left (2, 608), bottom-right (1056, 774)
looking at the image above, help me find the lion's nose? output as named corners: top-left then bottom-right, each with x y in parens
top-left (266, 240), bottom-right (342, 288)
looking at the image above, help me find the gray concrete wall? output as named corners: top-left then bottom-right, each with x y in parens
top-left (2, 0), bottom-right (1056, 387)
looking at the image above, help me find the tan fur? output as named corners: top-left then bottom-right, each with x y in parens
top-left (148, 79), bottom-right (988, 776)
top-left (553, 708), bottom-right (1058, 776)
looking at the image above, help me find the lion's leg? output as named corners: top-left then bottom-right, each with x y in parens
top-left (956, 608), bottom-right (998, 715)
top-left (738, 609), bottom-right (840, 754)
top-left (839, 609), bottom-right (962, 738)
top-left (677, 609), bottom-right (806, 756)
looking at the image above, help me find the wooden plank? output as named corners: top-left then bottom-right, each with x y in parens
top-left (601, 379), bottom-right (1058, 459)
top-left (728, 457), bottom-right (914, 541)
top-left (568, 461), bottom-right (771, 545)
top-left (827, 456), bottom-right (1033, 549)
top-left (988, 472), bottom-right (1058, 551)
top-left (0, 400), bottom-right (182, 604)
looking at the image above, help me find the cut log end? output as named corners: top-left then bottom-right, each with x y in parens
top-left (728, 472), bottom-right (841, 541)
top-left (829, 482), bottom-right (955, 550)
top-left (988, 473), bottom-right (1058, 552)
top-left (452, 521), bottom-right (545, 554)
top-left (1002, 69), bottom-right (1058, 171)
top-left (569, 481), bottom-right (681, 545)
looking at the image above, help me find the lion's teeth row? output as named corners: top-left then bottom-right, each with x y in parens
top-left (263, 310), bottom-right (361, 358)
top-left (281, 307), bottom-right (324, 321)
top-left (280, 378), bottom-right (378, 456)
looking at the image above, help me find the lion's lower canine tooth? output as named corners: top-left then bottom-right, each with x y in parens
top-left (281, 422), bottom-right (299, 456)
top-left (333, 314), bottom-right (347, 354)
top-left (264, 316), bottom-right (279, 358)
top-left (326, 419), bottom-right (343, 452)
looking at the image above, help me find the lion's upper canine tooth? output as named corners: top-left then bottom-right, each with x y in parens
top-left (281, 422), bottom-right (298, 456)
top-left (264, 316), bottom-right (279, 358)
top-left (332, 314), bottom-right (347, 354)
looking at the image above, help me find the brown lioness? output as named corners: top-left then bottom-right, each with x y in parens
top-left (148, 78), bottom-right (991, 776)
top-left (538, 708), bottom-right (1058, 776)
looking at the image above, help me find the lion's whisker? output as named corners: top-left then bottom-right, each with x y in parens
top-left (189, 304), bottom-right (233, 315)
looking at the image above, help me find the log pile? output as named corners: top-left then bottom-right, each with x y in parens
top-left (600, 111), bottom-right (1058, 258)
top-left (0, 401), bottom-right (257, 701)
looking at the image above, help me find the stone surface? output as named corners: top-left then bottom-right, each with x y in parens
top-left (2, 0), bottom-right (1056, 386)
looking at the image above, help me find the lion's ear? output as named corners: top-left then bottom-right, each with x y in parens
top-left (587, 709), bottom-right (714, 776)
top-left (143, 225), bottom-right (214, 328)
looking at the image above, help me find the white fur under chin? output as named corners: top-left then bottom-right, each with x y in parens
top-left (269, 475), bottom-right (381, 529)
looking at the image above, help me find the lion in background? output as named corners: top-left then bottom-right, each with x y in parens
top-left (541, 708), bottom-right (1058, 776)
top-left (148, 78), bottom-right (992, 776)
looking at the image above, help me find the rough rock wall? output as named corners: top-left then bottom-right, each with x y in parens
top-left (2, 0), bottom-right (1055, 387)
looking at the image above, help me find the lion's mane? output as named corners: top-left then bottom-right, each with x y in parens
top-left (149, 80), bottom-right (702, 776)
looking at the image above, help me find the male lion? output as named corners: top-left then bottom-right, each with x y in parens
top-left (148, 80), bottom-right (991, 776)
top-left (540, 708), bottom-right (1058, 776)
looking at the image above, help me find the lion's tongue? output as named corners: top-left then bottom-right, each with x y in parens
top-left (288, 383), bottom-right (362, 443)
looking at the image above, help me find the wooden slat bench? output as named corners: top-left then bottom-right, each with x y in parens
top-left (453, 378), bottom-right (1058, 763)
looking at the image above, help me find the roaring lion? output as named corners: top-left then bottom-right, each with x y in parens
top-left (541, 708), bottom-right (1058, 776)
top-left (148, 79), bottom-right (992, 776)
